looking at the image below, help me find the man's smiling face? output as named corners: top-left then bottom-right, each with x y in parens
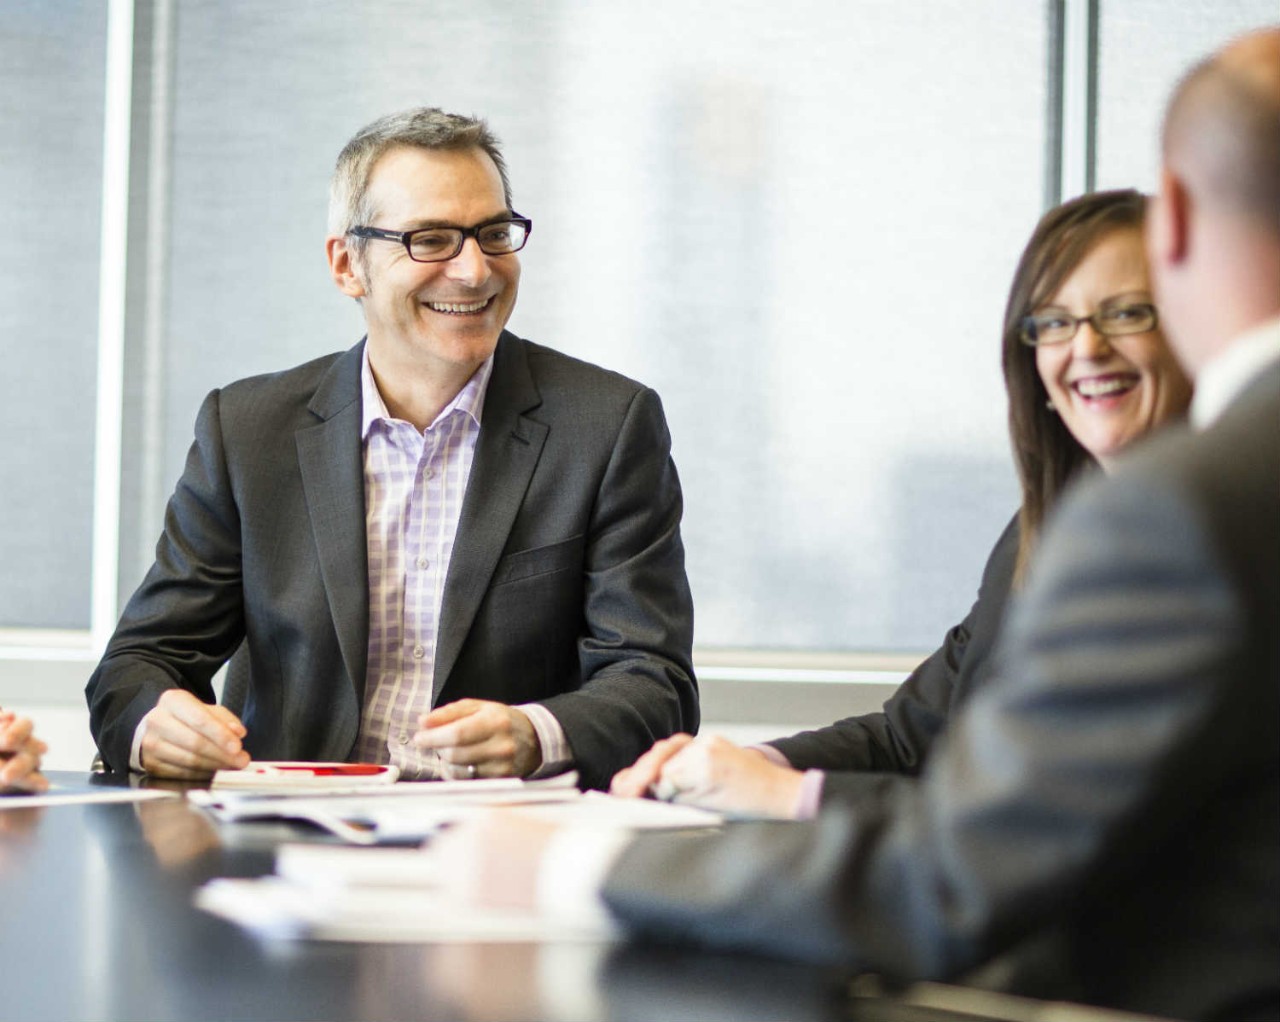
top-left (351, 145), bottom-right (520, 377)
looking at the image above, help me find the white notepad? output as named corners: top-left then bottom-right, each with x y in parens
top-left (210, 761), bottom-right (400, 791)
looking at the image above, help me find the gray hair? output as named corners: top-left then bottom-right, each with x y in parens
top-left (328, 107), bottom-right (512, 256)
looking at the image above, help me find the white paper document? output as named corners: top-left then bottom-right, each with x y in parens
top-left (517, 791), bottom-right (722, 830)
top-left (276, 843), bottom-right (439, 888)
top-left (196, 875), bottom-right (619, 943)
top-left (194, 793), bottom-right (722, 943)
top-left (188, 772), bottom-right (584, 844)
top-left (0, 782), bottom-right (178, 810)
top-left (211, 761), bottom-right (400, 791)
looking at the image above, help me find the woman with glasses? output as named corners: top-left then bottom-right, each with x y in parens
top-left (0, 708), bottom-right (48, 793)
top-left (611, 188), bottom-right (1194, 816)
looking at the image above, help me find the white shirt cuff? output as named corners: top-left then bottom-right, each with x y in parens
top-left (129, 717), bottom-right (149, 773)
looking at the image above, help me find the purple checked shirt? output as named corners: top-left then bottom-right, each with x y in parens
top-left (353, 348), bottom-right (571, 778)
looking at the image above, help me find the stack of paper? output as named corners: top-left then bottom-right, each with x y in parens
top-left (189, 772), bottom-right (583, 844)
top-left (211, 761), bottom-right (400, 791)
top-left (194, 793), bottom-right (722, 942)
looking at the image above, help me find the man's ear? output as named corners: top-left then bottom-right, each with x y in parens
top-left (326, 235), bottom-right (367, 299)
top-left (1150, 167), bottom-right (1191, 267)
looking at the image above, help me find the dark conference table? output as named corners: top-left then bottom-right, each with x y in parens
top-left (0, 772), bottom-right (1169, 1022)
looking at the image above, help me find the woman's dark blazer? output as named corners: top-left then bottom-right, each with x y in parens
top-left (766, 514), bottom-right (1019, 801)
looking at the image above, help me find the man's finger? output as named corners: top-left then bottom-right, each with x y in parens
top-left (143, 724), bottom-right (249, 774)
top-left (145, 713), bottom-right (237, 763)
top-left (432, 729), bottom-right (519, 766)
top-left (421, 699), bottom-right (481, 729)
top-left (416, 705), bottom-right (499, 750)
top-left (655, 743), bottom-right (712, 798)
top-left (158, 692), bottom-right (246, 754)
top-left (416, 717), bottom-right (491, 752)
top-left (416, 705), bottom-right (539, 778)
top-left (167, 697), bottom-right (245, 748)
top-left (610, 734), bottom-right (693, 797)
top-left (612, 758), bottom-right (662, 797)
top-left (143, 735), bottom-right (248, 778)
top-left (632, 734), bottom-right (691, 773)
top-left (208, 704), bottom-right (247, 737)
top-left (609, 764), bottom-right (641, 797)
top-left (0, 735), bottom-right (48, 762)
top-left (0, 750), bottom-right (43, 787)
top-left (0, 716), bottom-right (35, 751)
top-left (0, 769), bottom-right (49, 794)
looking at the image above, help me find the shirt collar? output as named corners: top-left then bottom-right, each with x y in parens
top-left (360, 343), bottom-right (495, 439)
top-left (1190, 313), bottom-right (1280, 429)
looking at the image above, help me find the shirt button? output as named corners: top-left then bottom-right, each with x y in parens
top-left (398, 732), bottom-right (410, 745)
top-left (412, 645), bottom-right (425, 659)
top-left (423, 467), bottom-right (435, 480)
top-left (416, 557), bottom-right (429, 569)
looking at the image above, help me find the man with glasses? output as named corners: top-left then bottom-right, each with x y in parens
top-left (85, 108), bottom-right (697, 789)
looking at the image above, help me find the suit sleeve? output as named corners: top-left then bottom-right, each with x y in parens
top-left (85, 389), bottom-right (246, 772)
top-left (601, 473), bottom-right (1245, 978)
top-left (766, 633), bottom-right (965, 775)
top-left (767, 516), bottom-right (1018, 776)
top-left (540, 386), bottom-right (697, 790)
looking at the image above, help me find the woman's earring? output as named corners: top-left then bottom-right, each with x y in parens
top-left (1045, 399), bottom-right (1057, 412)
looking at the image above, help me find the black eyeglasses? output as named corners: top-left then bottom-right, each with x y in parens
top-left (1019, 296), bottom-right (1158, 347)
top-left (347, 214), bottom-right (532, 263)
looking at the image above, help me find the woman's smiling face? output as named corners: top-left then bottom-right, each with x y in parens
top-left (1034, 227), bottom-right (1192, 468)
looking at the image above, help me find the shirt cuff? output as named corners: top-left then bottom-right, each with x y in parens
top-left (517, 703), bottom-right (574, 779)
top-left (536, 825), bottom-right (632, 928)
top-left (793, 769), bottom-right (825, 820)
top-left (751, 743), bottom-right (792, 768)
top-left (129, 718), bottom-right (149, 773)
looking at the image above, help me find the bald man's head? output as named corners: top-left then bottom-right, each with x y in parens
top-left (1162, 27), bottom-right (1280, 234)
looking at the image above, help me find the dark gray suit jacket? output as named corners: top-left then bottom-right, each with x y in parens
top-left (603, 362), bottom-right (1280, 1021)
top-left (767, 515), bottom-right (1017, 800)
top-left (87, 332), bottom-right (698, 789)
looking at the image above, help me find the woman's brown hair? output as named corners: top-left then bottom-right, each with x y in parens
top-left (1001, 189), bottom-right (1148, 582)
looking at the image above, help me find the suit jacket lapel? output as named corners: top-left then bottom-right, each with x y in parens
top-left (434, 333), bottom-right (547, 701)
top-left (296, 341), bottom-right (370, 705)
